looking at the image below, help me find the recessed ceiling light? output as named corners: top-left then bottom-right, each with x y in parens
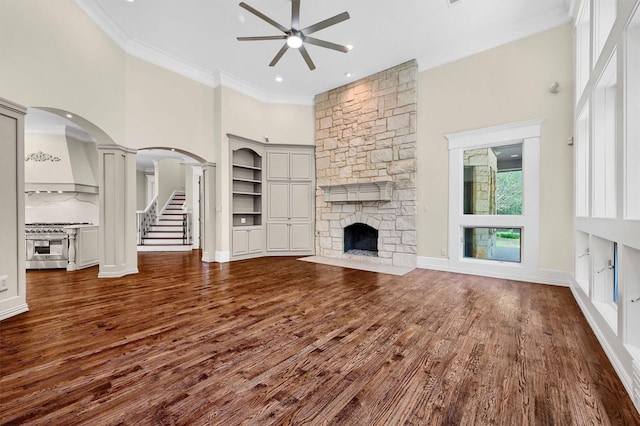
top-left (125, 0), bottom-right (135, 3)
top-left (65, 113), bottom-right (73, 119)
top-left (275, 76), bottom-right (283, 83)
top-left (345, 72), bottom-right (352, 78)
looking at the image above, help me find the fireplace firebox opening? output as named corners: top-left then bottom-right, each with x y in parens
top-left (344, 223), bottom-right (378, 257)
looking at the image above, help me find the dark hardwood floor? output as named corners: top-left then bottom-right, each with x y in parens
top-left (1, 251), bottom-right (638, 425)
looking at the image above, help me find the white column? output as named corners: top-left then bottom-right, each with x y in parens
top-left (191, 166), bottom-right (203, 249)
top-left (97, 144), bottom-right (138, 278)
top-left (201, 162), bottom-right (217, 262)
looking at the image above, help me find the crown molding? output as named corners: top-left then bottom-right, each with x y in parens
top-left (25, 125), bottom-right (95, 143)
top-left (126, 38), bottom-right (219, 88)
top-left (417, 6), bottom-right (572, 72)
top-left (73, 0), bottom-right (313, 106)
top-left (218, 71), bottom-right (314, 106)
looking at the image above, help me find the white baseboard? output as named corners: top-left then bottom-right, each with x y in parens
top-left (416, 256), bottom-right (571, 286)
top-left (570, 282), bottom-right (634, 401)
top-left (0, 303), bottom-right (29, 321)
top-left (98, 268), bottom-right (139, 278)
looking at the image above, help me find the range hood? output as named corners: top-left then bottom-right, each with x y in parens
top-left (24, 125), bottom-right (99, 194)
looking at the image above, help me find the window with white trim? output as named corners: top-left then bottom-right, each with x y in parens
top-left (446, 120), bottom-right (542, 277)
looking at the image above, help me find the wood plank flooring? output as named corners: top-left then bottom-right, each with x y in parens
top-left (1, 251), bottom-right (638, 425)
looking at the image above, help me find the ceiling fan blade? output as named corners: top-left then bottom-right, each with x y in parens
top-left (303, 36), bottom-right (350, 53)
top-left (301, 11), bottom-right (350, 36)
top-left (269, 43), bottom-right (290, 67)
top-left (298, 45), bottom-right (316, 70)
top-left (291, 0), bottom-right (300, 30)
top-left (237, 36), bottom-right (287, 41)
top-left (239, 2), bottom-right (289, 34)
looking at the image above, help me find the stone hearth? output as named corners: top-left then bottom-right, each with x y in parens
top-left (314, 61), bottom-right (417, 268)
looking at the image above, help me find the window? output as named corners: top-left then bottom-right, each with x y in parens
top-left (592, 51), bottom-right (617, 218)
top-left (463, 143), bottom-right (523, 216)
top-left (446, 120), bottom-right (541, 278)
top-left (625, 10), bottom-right (640, 219)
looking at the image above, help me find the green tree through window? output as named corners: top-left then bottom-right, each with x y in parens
top-left (496, 170), bottom-right (522, 215)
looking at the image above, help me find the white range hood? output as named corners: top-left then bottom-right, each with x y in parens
top-left (24, 125), bottom-right (98, 194)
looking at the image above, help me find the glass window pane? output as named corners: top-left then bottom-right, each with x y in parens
top-left (463, 143), bottom-right (522, 215)
top-left (463, 227), bottom-right (521, 263)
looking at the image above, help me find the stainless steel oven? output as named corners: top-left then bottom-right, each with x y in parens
top-left (25, 224), bottom-right (70, 269)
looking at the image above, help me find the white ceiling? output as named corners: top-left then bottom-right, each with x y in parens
top-left (77, 0), bottom-right (572, 103)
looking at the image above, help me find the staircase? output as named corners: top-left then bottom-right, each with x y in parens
top-left (138, 191), bottom-right (192, 252)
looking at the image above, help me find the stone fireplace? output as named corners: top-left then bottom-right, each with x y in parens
top-left (344, 222), bottom-right (378, 256)
top-left (315, 61), bottom-right (417, 268)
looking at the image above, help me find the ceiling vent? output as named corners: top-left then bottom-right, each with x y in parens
top-left (446, 0), bottom-right (462, 7)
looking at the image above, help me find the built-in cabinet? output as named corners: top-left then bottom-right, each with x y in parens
top-left (265, 149), bottom-right (314, 254)
top-left (229, 135), bottom-right (315, 259)
top-left (231, 140), bottom-right (264, 258)
top-left (572, 0), bottom-right (640, 413)
top-left (0, 97), bottom-right (27, 321)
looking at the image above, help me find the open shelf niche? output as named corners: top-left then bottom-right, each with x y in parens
top-left (576, 231), bottom-right (591, 295)
top-left (232, 148), bottom-right (262, 227)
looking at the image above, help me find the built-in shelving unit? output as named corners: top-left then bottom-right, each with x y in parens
top-left (572, 0), bottom-right (640, 413)
top-left (232, 148), bottom-right (262, 227)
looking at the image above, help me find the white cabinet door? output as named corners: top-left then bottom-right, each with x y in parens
top-left (267, 149), bottom-right (313, 180)
top-left (290, 183), bottom-right (312, 221)
top-left (290, 222), bottom-right (313, 251)
top-left (267, 182), bottom-right (290, 221)
top-left (232, 228), bottom-right (249, 256)
top-left (248, 227), bottom-right (263, 253)
top-left (290, 151), bottom-right (313, 180)
top-left (266, 151), bottom-right (289, 180)
top-left (266, 223), bottom-right (289, 251)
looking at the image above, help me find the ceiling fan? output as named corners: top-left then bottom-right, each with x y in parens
top-left (237, 0), bottom-right (351, 71)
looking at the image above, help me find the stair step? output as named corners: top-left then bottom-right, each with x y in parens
top-left (149, 226), bottom-right (183, 232)
top-left (142, 237), bottom-right (187, 245)
top-left (146, 231), bottom-right (183, 238)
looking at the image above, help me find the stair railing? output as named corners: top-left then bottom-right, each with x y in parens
top-left (182, 200), bottom-right (192, 245)
top-left (136, 196), bottom-right (158, 245)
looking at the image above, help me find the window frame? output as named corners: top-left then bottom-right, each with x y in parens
top-left (446, 119), bottom-right (542, 278)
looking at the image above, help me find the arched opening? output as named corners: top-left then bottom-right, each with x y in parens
top-left (136, 147), bottom-right (207, 251)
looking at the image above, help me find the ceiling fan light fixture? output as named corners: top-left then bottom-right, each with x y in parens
top-left (287, 34), bottom-right (303, 49)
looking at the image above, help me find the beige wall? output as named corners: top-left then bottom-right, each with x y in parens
top-left (0, 0), bottom-right (127, 144)
top-left (157, 159), bottom-right (185, 212)
top-left (417, 24), bottom-right (574, 272)
top-left (125, 57), bottom-right (216, 161)
top-left (136, 171), bottom-right (147, 211)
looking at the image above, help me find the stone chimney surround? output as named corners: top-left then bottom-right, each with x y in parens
top-left (315, 60), bottom-right (417, 268)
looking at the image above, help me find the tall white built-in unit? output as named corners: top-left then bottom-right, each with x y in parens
top-left (0, 97), bottom-right (28, 320)
top-left (228, 135), bottom-right (315, 260)
top-left (572, 0), bottom-right (640, 413)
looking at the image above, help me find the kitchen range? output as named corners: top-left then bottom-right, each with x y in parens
top-left (25, 223), bottom-right (92, 269)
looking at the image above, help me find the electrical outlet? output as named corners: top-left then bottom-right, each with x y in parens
top-left (441, 248), bottom-right (447, 257)
top-left (240, 217), bottom-right (246, 224)
top-left (0, 275), bottom-right (8, 292)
